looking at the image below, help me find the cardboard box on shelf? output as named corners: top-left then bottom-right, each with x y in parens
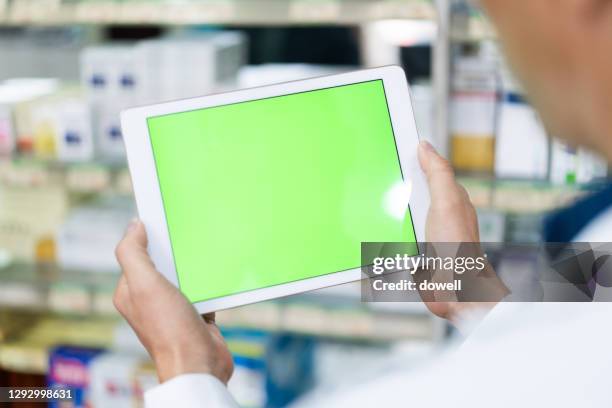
top-left (80, 44), bottom-right (140, 107)
top-left (135, 31), bottom-right (246, 104)
top-left (93, 104), bottom-right (125, 161)
top-left (0, 183), bottom-right (67, 262)
top-left (7, 81), bottom-right (94, 163)
top-left (550, 141), bottom-right (608, 185)
top-left (54, 98), bottom-right (94, 162)
top-left (0, 78), bottom-right (59, 157)
top-left (450, 57), bottom-right (498, 173)
top-left (80, 32), bottom-right (246, 162)
top-left (47, 345), bottom-right (105, 408)
top-left (494, 93), bottom-right (549, 179)
top-left (80, 44), bottom-right (137, 162)
top-left (89, 352), bottom-right (143, 407)
top-left (56, 198), bottom-right (135, 273)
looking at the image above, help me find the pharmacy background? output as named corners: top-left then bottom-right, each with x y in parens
top-left (0, 1), bottom-right (609, 408)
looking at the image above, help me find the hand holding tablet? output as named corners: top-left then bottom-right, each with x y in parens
top-left (120, 66), bottom-right (430, 313)
top-left (114, 220), bottom-right (234, 383)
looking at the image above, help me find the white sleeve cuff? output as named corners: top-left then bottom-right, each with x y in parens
top-left (145, 373), bottom-right (240, 408)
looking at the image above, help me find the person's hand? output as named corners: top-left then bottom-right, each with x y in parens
top-left (417, 141), bottom-right (508, 326)
top-left (418, 141), bottom-right (480, 243)
top-left (113, 220), bottom-right (233, 384)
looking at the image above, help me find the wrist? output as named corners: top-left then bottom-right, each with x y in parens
top-left (447, 262), bottom-right (509, 327)
top-left (153, 347), bottom-right (213, 383)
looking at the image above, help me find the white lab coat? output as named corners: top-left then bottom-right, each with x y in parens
top-left (145, 206), bottom-right (612, 408)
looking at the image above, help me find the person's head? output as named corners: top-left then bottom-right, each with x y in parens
top-left (479, 0), bottom-right (612, 160)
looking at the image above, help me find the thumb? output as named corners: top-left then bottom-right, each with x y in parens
top-left (115, 219), bottom-right (156, 283)
top-left (418, 141), bottom-right (458, 204)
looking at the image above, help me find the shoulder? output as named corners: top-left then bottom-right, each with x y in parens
top-left (573, 205), bottom-right (612, 241)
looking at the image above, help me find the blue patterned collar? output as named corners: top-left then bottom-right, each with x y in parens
top-left (543, 182), bottom-right (612, 242)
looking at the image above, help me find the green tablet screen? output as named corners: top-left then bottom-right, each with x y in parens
top-left (147, 79), bottom-right (416, 303)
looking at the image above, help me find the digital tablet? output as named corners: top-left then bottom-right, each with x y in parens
top-left (121, 66), bottom-right (430, 313)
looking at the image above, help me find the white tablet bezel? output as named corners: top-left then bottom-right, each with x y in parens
top-left (121, 65), bottom-right (430, 314)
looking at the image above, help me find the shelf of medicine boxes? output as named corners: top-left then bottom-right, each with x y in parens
top-left (0, 0), bottom-right (435, 26)
top-left (0, 159), bottom-right (132, 195)
top-left (449, 8), bottom-right (497, 42)
top-left (459, 176), bottom-right (591, 215)
top-left (0, 263), bottom-right (438, 344)
top-left (0, 160), bottom-right (592, 213)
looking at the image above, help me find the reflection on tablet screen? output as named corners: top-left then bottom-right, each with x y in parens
top-left (147, 79), bottom-right (417, 303)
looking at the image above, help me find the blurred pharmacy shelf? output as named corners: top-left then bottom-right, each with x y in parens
top-left (0, 159), bottom-right (590, 213)
top-left (433, 0), bottom-right (496, 155)
top-left (0, 0), bottom-right (435, 26)
top-left (0, 259), bottom-right (432, 402)
top-left (217, 296), bottom-right (437, 343)
top-left (449, 12), bottom-right (495, 41)
top-left (462, 177), bottom-right (596, 242)
top-left (0, 312), bottom-right (434, 406)
top-left (460, 176), bottom-right (590, 214)
top-left (0, 160), bottom-right (132, 194)
top-left (0, 263), bottom-right (118, 315)
top-left (445, 1), bottom-right (496, 41)
top-left (0, 313), bottom-right (119, 374)
top-left (0, 263), bottom-right (438, 346)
